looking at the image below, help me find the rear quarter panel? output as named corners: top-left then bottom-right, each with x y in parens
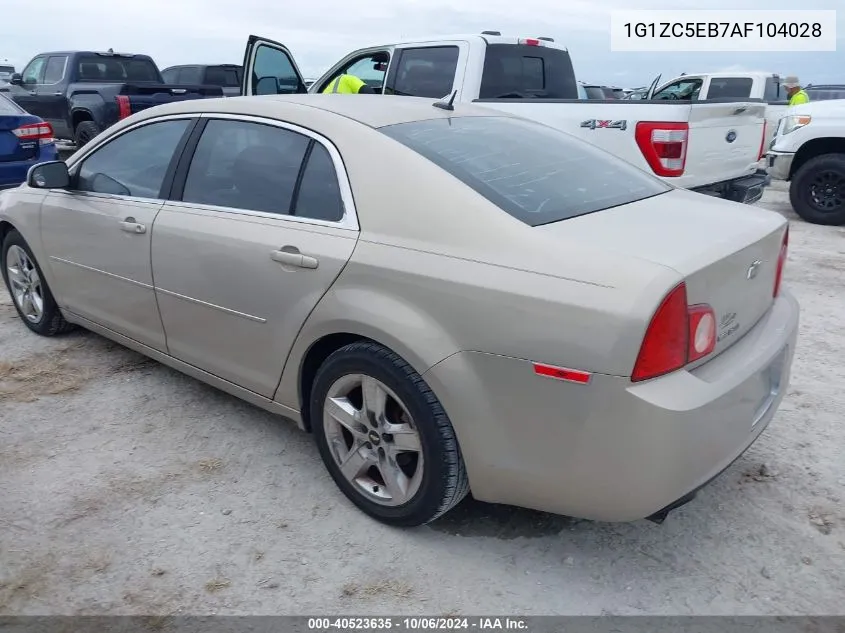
top-left (274, 114), bottom-right (681, 411)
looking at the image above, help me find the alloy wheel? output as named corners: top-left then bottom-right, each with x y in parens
top-left (6, 245), bottom-right (44, 323)
top-left (323, 374), bottom-right (424, 506)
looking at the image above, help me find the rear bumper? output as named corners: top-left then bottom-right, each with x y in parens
top-left (765, 151), bottom-right (795, 181)
top-left (690, 171), bottom-right (771, 205)
top-left (0, 144), bottom-right (59, 188)
top-left (423, 289), bottom-right (799, 522)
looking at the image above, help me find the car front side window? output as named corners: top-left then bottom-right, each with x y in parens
top-left (75, 119), bottom-right (192, 199)
top-left (22, 57), bottom-right (46, 85)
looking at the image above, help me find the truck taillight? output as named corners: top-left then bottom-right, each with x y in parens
top-left (13, 122), bottom-right (54, 145)
top-left (631, 282), bottom-right (717, 382)
top-left (758, 120), bottom-right (768, 161)
top-left (773, 226), bottom-right (789, 298)
top-left (116, 95), bottom-right (131, 120)
top-left (635, 121), bottom-right (688, 177)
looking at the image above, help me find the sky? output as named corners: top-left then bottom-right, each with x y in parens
top-left (1, 0), bottom-right (842, 88)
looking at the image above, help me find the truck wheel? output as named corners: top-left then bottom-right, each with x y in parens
top-left (789, 153), bottom-right (845, 225)
top-left (74, 121), bottom-right (101, 148)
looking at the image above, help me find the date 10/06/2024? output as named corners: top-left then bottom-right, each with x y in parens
top-left (307, 617), bottom-right (529, 631)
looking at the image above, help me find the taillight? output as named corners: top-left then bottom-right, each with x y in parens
top-left (116, 95), bottom-right (131, 120)
top-left (635, 121), bottom-right (688, 177)
top-left (773, 226), bottom-right (789, 297)
top-left (13, 122), bottom-right (55, 145)
top-left (631, 282), bottom-right (718, 382)
top-left (757, 120), bottom-right (768, 161)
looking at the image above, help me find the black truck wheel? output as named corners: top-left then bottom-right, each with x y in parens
top-left (789, 153), bottom-right (845, 225)
top-left (74, 120), bottom-right (102, 148)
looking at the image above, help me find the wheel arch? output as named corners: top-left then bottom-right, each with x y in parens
top-left (790, 137), bottom-right (845, 179)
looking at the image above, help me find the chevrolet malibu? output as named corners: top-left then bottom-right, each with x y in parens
top-left (0, 95), bottom-right (798, 527)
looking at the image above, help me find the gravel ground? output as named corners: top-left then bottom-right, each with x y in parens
top-left (1, 181), bottom-right (844, 616)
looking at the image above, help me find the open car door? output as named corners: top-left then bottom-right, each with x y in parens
top-left (241, 35), bottom-right (309, 96)
top-left (645, 74), bottom-right (662, 100)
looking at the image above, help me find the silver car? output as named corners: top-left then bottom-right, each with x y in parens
top-left (0, 95), bottom-right (799, 527)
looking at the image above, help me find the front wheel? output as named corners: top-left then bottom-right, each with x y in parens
top-left (1, 229), bottom-right (75, 336)
top-left (310, 341), bottom-right (469, 526)
top-left (789, 153), bottom-right (845, 225)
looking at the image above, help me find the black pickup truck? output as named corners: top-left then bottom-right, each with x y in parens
top-left (7, 50), bottom-right (224, 147)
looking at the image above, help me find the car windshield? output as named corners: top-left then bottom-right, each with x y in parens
top-left (0, 92), bottom-right (23, 114)
top-left (76, 55), bottom-right (159, 82)
top-left (380, 115), bottom-right (671, 227)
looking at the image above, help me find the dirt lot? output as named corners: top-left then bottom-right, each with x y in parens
top-left (1, 181), bottom-right (844, 615)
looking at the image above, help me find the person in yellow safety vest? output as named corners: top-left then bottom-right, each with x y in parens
top-left (783, 76), bottom-right (809, 106)
top-left (321, 74), bottom-right (375, 94)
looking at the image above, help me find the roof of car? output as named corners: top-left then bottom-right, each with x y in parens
top-left (134, 94), bottom-right (516, 129)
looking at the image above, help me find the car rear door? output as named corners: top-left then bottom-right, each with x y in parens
top-left (240, 35), bottom-right (308, 96)
top-left (150, 114), bottom-right (359, 398)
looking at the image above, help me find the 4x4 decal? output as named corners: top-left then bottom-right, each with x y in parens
top-left (580, 119), bottom-right (627, 130)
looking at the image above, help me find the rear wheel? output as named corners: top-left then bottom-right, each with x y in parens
top-left (74, 120), bottom-right (101, 148)
top-left (310, 341), bottom-right (469, 526)
top-left (1, 230), bottom-right (75, 336)
top-left (789, 153), bottom-right (845, 225)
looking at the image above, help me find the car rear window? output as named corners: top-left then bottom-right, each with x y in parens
top-left (479, 44), bottom-right (577, 99)
top-left (76, 55), bottom-right (159, 82)
top-left (204, 66), bottom-right (242, 87)
top-left (707, 77), bottom-right (753, 99)
top-left (0, 93), bottom-right (23, 114)
top-left (806, 86), bottom-right (845, 101)
top-left (380, 116), bottom-right (670, 227)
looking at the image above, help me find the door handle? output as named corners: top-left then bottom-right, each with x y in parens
top-left (53, 91), bottom-right (62, 96)
top-left (270, 248), bottom-right (319, 269)
top-left (119, 217), bottom-right (146, 234)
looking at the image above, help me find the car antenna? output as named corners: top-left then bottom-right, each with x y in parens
top-left (433, 90), bottom-right (457, 111)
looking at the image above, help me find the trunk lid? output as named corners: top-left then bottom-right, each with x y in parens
top-left (538, 188), bottom-right (787, 359)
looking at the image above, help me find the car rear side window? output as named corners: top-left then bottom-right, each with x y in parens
top-left (292, 143), bottom-right (345, 222)
top-left (380, 116), bottom-right (670, 227)
top-left (479, 44), bottom-right (578, 99)
top-left (76, 119), bottom-right (191, 199)
top-left (764, 77), bottom-right (785, 101)
top-left (707, 77), bottom-right (753, 99)
top-left (181, 119), bottom-right (311, 215)
top-left (387, 46), bottom-right (459, 98)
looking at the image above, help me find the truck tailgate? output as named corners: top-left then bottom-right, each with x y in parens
top-left (474, 100), bottom-right (765, 190)
top-left (686, 102), bottom-right (767, 188)
top-left (120, 83), bottom-right (224, 115)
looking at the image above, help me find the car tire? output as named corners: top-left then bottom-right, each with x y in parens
top-left (1, 229), bottom-right (75, 336)
top-left (789, 153), bottom-right (845, 225)
top-left (74, 120), bottom-right (101, 148)
top-left (310, 341), bottom-right (469, 527)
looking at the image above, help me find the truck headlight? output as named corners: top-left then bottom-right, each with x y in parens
top-left (780, 114), bottom-right (811, 135)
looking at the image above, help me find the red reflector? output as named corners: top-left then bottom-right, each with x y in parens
top-left (520, 38), bottom-right (541, 46)
top-left (774, 226), bottom-right (789, 297)
top-left (533, 363), bottom-right (592, 384)
top-left (635, 121), bottom-right (688, 177)
top-left (632, 283), bottom-right (688, 382)
top-left (116, 95), bottom-right (131, 120)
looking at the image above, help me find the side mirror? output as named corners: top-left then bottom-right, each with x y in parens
top-left (255, 76), bottom-right (278, 95)
top-left (9, 73), bottom-right (23, 86)
top-left (27, 161), bottom-right (69, 189)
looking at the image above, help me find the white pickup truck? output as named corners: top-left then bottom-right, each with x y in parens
top-left (239, 33), bottom-right (771, 204)
top-left (766, 99), bottom-right (845, 225)
top-left (647, 71), bottom-right (789, 153)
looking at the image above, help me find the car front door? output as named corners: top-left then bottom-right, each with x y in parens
top-left (10, 56), bottom-right (47, 116)
top-left (39, 115), bottom-right (197, 350)
top-left (151, 115), bottom-right (359, 397)
top-left (34, 54), bottom-right (71, 138)
top-left (240, 35), bottom-right (308, 96)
